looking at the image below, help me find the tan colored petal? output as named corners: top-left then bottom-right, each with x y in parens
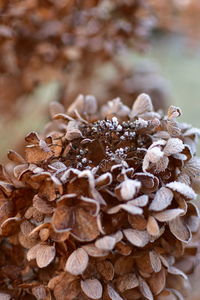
top-left (95, 235), bottom-right (116, 251)
top-left (169, 217), bottom-right (191, 242)
top-left (166, 181), bottom-right (196, 200)
top-left (97, 260), bottom-right (114, 281)
top-left (116, 273), bottom-right (139, 293)
top-left (72, 207), bottom-right (99, 242)
top-left (147, 216), bottom-right (160, 236)
top-left (107, 285), bottom-right (123, 300)
top-left (148, 268), bottom-right (166, 295)
top-left (82, 244), bottom-right (108, 257)
top-left (167, 106), bottom-right (182, 119)
top-left (139, 277), bottom-right (153, 300)
top-left (123, 229), bottom-right (150, 247)
top-left (163, 138), bottom-right (184, 156)
top-left (36, 244), bottom-right (56, 268)
top-left (81, 279), bottom-right (102, 299)
top-left (116, 179), bottom-right (141, 201)
top-left (131, 93), bottom-right (153, 118)
top-left (149, 187), bottom-right (173, 211)
top-left (128, 214), bottom-right (147, 230)
top-left (27, 244), bottom-right (41, 261)
top-left (52, 206), bottom-right (73, 232)
top-left (149, 251), bottom-right (162, 273)
top-left (65, 248), bottom-right (89, 275)
top-left (153, 209), bottom-right (184, 222)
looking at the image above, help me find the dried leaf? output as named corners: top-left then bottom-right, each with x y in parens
top-left (81, 279), bottom-right (102, 299)
top-left (65, 248), bottom-right (89, 275)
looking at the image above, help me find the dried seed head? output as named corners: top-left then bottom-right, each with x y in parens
top-left (0, 94), bottom-right (200, 299)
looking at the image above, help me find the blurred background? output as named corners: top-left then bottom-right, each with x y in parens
top-left (1, 0), bottom-right (200, 163)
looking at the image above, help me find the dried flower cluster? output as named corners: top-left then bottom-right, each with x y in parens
top-left (0, 94), bottom-right (200, 299)
top-left (0, 0), bottom-right (154, 107)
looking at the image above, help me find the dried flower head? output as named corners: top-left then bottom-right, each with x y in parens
top-left (0, 93), bottom-right (200, 299)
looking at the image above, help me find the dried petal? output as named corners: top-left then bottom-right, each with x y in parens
top-left (153, 209), bottom-right (184, 222)
top-left (149, 187), bottom-right (173, 211)
top-left (116, 273), bottom-right (139, 292)
top-left (139, 277), bottom-right (153, 300)
top-left (164, 138), bottom-right (184, 156)
top-left (36, 244), bottom-right (56, 268)
top-left (107, 285), bottom-right (123, 300)
top-left (81, 279), bottom-right (102, 299)
top-left (123, 229), bottom-right (150, 247)
top-left (131, 93), bottom-right (153, 118)
top-left (65, 248), bottom-right (89, 275)
top-left (166, 181), bottom-right (196, 199)
top-left (95, 236), bottom-right (116, 251)
top-left (169, 217), bottom-right (191, 242)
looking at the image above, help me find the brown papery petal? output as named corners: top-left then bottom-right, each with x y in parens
top-left (131, 93), bottom-right (153, 118)
top-left (81, 279), bottom-right (102, 299)
top-left (52, 206), bottom-right (73, 232)
top-left (139, 277), bottom-right (153, 300)
top-left (156, 289), bottom-right (177, 300)
top-left (25, 145), bottom-right (53, 163)
top-left (65, 248), bottom-right (89, 275)
top-left (107, 285), bottom-right (123, 300)
top-left (149, 187), bottom-right (173, 212)
top-left (128, 195), bottom-right (148, 207)
top-left (166, 181), bottom-right (196, 200)
top-left (36, 245), bottom-right (56, 268)
top-left (97, 260), bottom-right (114, 281)
top-left (153, 209), bottom-right (184, 222)
top-left (169, 216), bottom-right (191, 242)
top-left (116, 273), bottom-right (139, 293)
top-left (148, 268), bottom-right (166, 295)
top-left (123, 229), bottom-right (150, 247)
top-left (27, 244), bottom-right (41, 261)
top-left (149, 251), bottom-right (162, 273)
top-left (167, 105), bottom-right (182, 119)
top-left (147, 216), bottom-right (160, 236)
top-left (128, 214), bottom-right (147, 230)
top-left (7, 150), bottom-right (26, 164)
top-left (82, 244), bottom-right (109, 257)
top-left (72, 207), bottom-right (99, 242)
top-left (33, 194), bottom-right (54, 214)
top-left (163, 138), bottom-right (184, 156)
top-left (95, 236), bottom-right (116, 251)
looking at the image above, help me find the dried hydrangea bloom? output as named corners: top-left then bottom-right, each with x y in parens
top-left (0, 93), bottom-right (200, 299)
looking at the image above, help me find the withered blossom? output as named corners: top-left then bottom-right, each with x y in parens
top-left (0, 93), bottom-right (200, 299)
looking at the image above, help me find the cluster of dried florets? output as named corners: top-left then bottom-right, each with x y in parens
top-left (0, 94), bottom-right (200, 299)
